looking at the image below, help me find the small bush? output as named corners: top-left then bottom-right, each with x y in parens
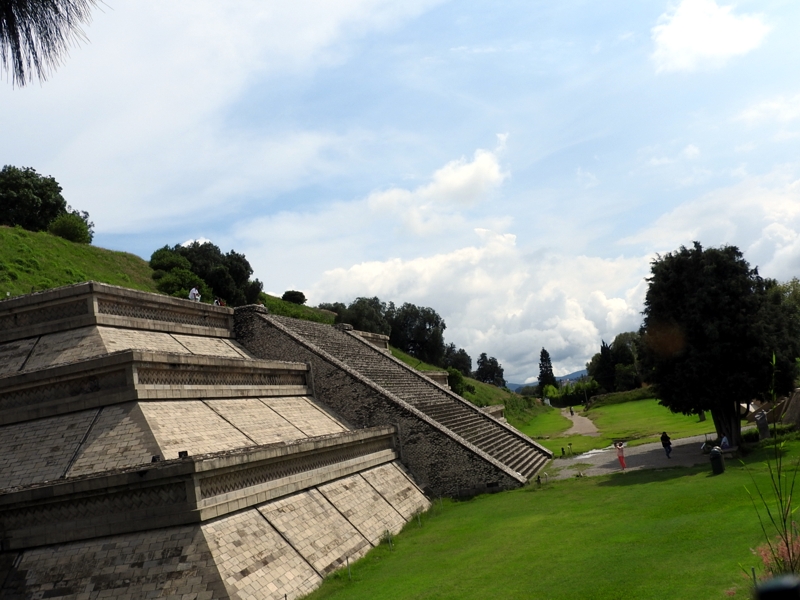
top-left (48, 213), bottom-right (92, 243)
top-left (447, 367), bottom-right (475, 396)
top-left (282, 290), bottom-right (307, 305)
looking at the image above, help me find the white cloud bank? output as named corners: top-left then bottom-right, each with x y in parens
top-left (651, 0), bottom-right (770, 72)
top-left (311, 230), bottom-right (650, 380)
top-left (621, 168), bottom-right (800, 278)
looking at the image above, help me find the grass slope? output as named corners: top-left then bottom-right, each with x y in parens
top-left (0, 226), bottom-right (158, 296)
top-left (304, 443), bottom-right (793, 600)
top-left (261, 294), bottom-right (336, 324)
top-left (515, 399), bottom-right (715, 455)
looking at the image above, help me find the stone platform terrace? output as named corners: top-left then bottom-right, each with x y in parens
top-left (0, 283), bottom-right (430, 599)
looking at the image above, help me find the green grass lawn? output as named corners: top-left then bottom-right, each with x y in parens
top-left (0, 226), bottom-right (158, 296)
top-left (513, 400), bottom-right (715, 455)
top-left (304, 443), bottom-right (795, 600)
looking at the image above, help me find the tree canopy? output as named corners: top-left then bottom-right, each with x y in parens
top-left (386, 302), bottom-right (447, 366)
top-left (0, 165), bottom-right (93, 242)
top-left (640, 242), bottom-right (800, 445)
top-left (586, 332), bottom-right (642, 393)
top-left (475, 353), bottom-right (505, 387)
top-left (318, 295), bottom-right (476, 375)
top-left (150, 242), bottom-right (263, 306)
top-left (1, 0), bottom-right (99, 86)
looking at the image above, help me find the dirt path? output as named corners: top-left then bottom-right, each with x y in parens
top-left (560, 407), bottom-right (600, 436)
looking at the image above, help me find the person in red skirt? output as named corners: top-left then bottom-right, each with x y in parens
top-left (615, 441), bottom-right (626, 470)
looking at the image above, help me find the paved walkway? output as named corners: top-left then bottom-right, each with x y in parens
top-left (546, 434), bottom-right (715, 481)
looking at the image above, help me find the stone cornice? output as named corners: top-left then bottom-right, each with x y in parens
top-left (0, 426), bottom-right (396, 550)
top-left (0, 281), bottom-right (234, 342)
top-left (0, 350), bottom-right (310, 425)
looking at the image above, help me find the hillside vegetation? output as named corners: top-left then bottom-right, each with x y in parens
top-left (0, 226), bottom-right (157, 296)
top-left (260, 293), bottom-right (336, 324)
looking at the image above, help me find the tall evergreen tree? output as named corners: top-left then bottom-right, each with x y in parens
top-left (538, 348), bottom-right (557, 390)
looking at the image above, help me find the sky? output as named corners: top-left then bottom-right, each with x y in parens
top-left (3, 0), bottom-right (800, 383)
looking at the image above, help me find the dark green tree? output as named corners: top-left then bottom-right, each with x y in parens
top-left (149, 242), bottom-right (263, 306)
top-left (282, 290), bottom-right (306, 305)
top-left (1, 0), bottom-right (99, 86)
top-left (385, 302), bottom-right (446, 366)
top-left (443, 343), bottom-right (472, 376)
top-left (641, 242), bottom-right (800, 446)
top-left (537, 347), bottom-right (557, 391)
top-left (0, 165), bottom-right (66, 230)
top-left (475, 352), bottom-right (505, 387)
top-left (318, 297), bottom-right (391, 335)
top-left (587, 341), bottom-right (615, 393)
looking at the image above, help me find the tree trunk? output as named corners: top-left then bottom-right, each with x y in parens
top-left (710, 402), bottom-right (742, 446)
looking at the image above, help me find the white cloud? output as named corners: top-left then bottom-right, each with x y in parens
top-left (651, 0), bottom-right (770, 72)
top-left (0, 0), bottom-right (443, 234)
top-left (367, 147), bottom-right (507, 235)
top-left (620, 168), bottom-right (800, 279)
top-left (310, 230), bottom-right (649, 380)
top-left (738, 94), bottom-right (800, 123)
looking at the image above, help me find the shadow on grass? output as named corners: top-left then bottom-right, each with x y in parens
top-left (596, 463), bottom-right (711, 486)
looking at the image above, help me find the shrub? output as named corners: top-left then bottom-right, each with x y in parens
top-left (447, 367), bottom-right (475, 396)
top-left (282, 290), bottom-right (307, 305)
top-left (47, 212), bottom-right (92, 243)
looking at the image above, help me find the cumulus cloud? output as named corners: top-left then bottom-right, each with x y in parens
top-left (0, 0), bottom-right (443, 233)
top-left (367, 147), bottom-right (507, 235)
top-left (651, 0), bottom-right (770, 72)
top-left (620, 169), bottom-right (800, 279)
top-left (311, 230), bottom-right (649, 380)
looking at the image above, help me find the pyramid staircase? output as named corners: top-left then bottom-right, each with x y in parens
top-left (264, 316), bottom-right (551, 480)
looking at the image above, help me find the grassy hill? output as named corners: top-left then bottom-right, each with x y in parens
top-left (0, 226), bottom-right (335, 324)
top-left (0, 226), bottom-right (158, 297)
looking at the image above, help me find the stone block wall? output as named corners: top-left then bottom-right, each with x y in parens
top-left (0, 461), bottom-right (427, 600)
top-left (235, 307), bottom-right (523, 497)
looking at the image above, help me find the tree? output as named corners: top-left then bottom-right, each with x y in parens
top-left (587, 341), bottom-right (615, 393)
top-left (282, 290), bottom-right (306, 305)
top-left (318, 297), bottom-right (391, 335)
top-left (443, 343), bottom-right (472, 376)
top-left (537, 348), bottom-right (557, 390)
top-left (149, 242), bottom-right (263, 306)
top-left (475, 352), bottom-right (505, 387)
top-left (1, 0), bottom-right (99, 87)
top-left (0, 165), bottom-right (66, 230)
top-left (641, 242), bottom-right (800, 446)
top-left (385, 302), bottom-right (446, 366)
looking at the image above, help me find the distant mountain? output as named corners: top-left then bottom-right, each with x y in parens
top-left (508, 369), bottom-right (588, 391)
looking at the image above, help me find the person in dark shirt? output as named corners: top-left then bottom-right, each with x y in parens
top-left (661, 432), bottom-right (672, 458)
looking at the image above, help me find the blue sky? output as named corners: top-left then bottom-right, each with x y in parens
top-left (3, 0), bottom-right (800, 381)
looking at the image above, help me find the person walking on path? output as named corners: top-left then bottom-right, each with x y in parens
top-left (661, 432), bottom-right (672, 458)
top-left (615, 441), bottom-right (626, 470)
